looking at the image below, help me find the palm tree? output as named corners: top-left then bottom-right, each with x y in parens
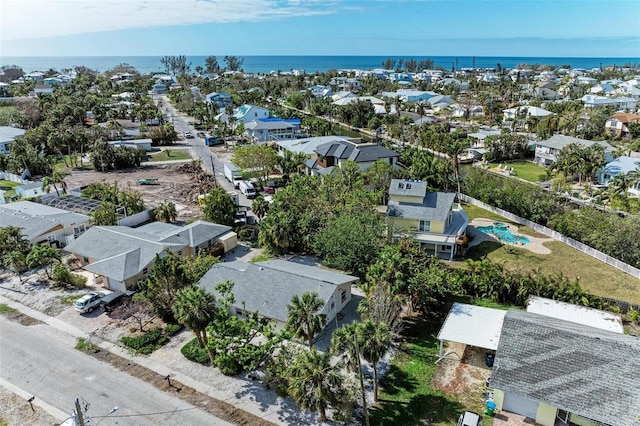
top-left (26, 245), bottom-right (61, 279)
top-left (288, 348), bottom-right (343, 422)
top-left (154, 201), bottom-right (177, 223)
top-left (286, 291), bottom-right (326, 349)
top-left (358, 320), bottom-right (391, 402)
top-left (172, 285), bottom-right (217, 364)
top-left (444, 137), bottom-right (469, 196)
top-left (4, 250), bottom-right (26, 283)
top-left (42, 170), bottom-right (70, 196)
top-left (251, 196), bottom-right (269, 222)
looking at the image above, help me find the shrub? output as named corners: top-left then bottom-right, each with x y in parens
top-left (121, 327), bottom-right (167, 354)
top-left (52, 264), bottom-right (88, 289)
top-left (164, 323), bottom-right (182, 336)
top-left (215, 354), bottom-right (241, 376)
top-left (181, 338), bottom-right (210, 365)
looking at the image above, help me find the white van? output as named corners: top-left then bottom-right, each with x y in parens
top-left (238, 180), bottom-right (257, 199)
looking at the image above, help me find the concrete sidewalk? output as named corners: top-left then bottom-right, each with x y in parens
top-left (0, 295), bottom-right (300, 425)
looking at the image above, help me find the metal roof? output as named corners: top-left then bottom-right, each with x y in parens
top-left (526, 296), bottom-right (623, 334)
top-left (437, 303), bottom-right (507, 351)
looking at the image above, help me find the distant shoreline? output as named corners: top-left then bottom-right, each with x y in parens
top-left (2, 55), bottom-right (638, 74)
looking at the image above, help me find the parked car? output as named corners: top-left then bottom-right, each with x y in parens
top-left (458, 411), bottom-right (482, 426)
top-left (183, 131), bottom-right (194, 139)
top-left (196, 131), bottom-right (206, 138)
top-left (74, 291), bottom-right (111, 313)
top-left (99, 290), bottom-right (135, 312)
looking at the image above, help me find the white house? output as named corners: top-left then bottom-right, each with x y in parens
top-left (233, 104), bottom-right (270, 124)
top-left (198, 260), bottom-right (358, 333)
top-left (534, 134), bottom-right (614, 167)
top-left (0, 201), bottom-right (90, 247)
top-left (15, 181), bottom-right (47, 199)
top-left (0, 126), bottom-right (25, 154)
top-left (597, 156), bottom-right (640, 196)
top-left (581, 94), bottom-right (637, 110)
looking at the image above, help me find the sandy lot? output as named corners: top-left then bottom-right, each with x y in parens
top-left (432, 342), bottom-right (492, 413)
top-left (63, 162), bottom-right (204, 221)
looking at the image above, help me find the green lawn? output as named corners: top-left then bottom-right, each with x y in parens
top-left (148, 149), bottom-right (191, 162)
top-left (504, 161), bottom-right (547, 182)
top-left (466, 240), bottom-right (640, 305)
top-left (461, 202), bottom-right (515, 224)
top-left (370, 315), bottom-right (466, 426)
top-left (0, 180), bottom-right (19, 199)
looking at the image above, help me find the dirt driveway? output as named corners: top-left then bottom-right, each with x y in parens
top-left (63, 162), bottom-right (204, 221)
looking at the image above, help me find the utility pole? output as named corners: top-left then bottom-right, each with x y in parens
top-left (75, 398), bottom-right (85, 426)
top-left (354, 334), bottom-right (370, 426)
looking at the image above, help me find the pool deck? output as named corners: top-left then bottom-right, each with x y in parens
top-left (468, 218), bottom-right (551, 255)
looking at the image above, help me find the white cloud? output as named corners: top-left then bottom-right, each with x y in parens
top-left (1, 0), bottom-right (339, 41)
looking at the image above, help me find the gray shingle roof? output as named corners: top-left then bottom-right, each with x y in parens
top-left (388, 192), bottom-right (455, 222)
top-left (138, 220), bottom-right (232, 248)
top-left (537, 134), bottom-right (613, 151)
top-left (389, 179), bottom-right (429, 197)
top-left (198, 260), bottom-right (358, 323)
top-left (0, 201), bottom-right (89, 240)
top-left (64, 226), bottom-right (185, 281)
top-left (490, 310), bottom-right (640, 426)
top-left (315, 141), bottom-right (399, 163)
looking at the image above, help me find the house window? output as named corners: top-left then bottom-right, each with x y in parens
top-left (142, 268), bottom-right (148, 275)
top-left (47, 235), bottom-right (56, 242)
top-left (341, 289), bottom-right (347, 303)
top-left (83, 257), bottom-right (89, 263)
top-left (330, 301), bottom-right (335, 311)
top-left (398, 182), bottom-right (404, 189)
top-left (419, 220), bottom-right (430, 232)
top-left (73, 225), bottom-right (85, 235)
top-left (406, 183), bottom-right (412, 189)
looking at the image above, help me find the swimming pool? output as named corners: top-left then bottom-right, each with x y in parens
top-left (476, 222), bottom-right (531, 244)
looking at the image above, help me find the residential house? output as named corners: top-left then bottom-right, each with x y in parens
top-left (533, 134), bottom-right (614, 167)
top-left (580, 94), bottom-right (637, 110)
top-left (32, 84), bottom-right (54, 97)
top-left (0, 126), bottom-right (25, 154)
top-left (109, 138), bottom-right (153, 151)
top-left (308, 85), bottom-right (332, 98)
top-left (465, 129), bottom-right (502, 159)
top-left (233, 104), bottom-right (269, 124)
top-left (151, 83), bottom-right (167, 94)
top-left (604, 112), bottom-right (640, 138)
top-left (64, 221), bottom-right (237, 291)
top-left (489, 309), bottom-right (640, 426)
top-left (332, 95), bottom-right (387, 114)
top-left (305, 139), bottom-right (400, 175)
top-left (503, 105), bottom-right (553, 121)
top-left (380, 89), bottom-right (437, 103)
top-left (386, 179), bottom-right (468, 260)
top-left (597, 156), bottom-right (640, 196)
top-left (198, 260), bottom-right (358, 332)
top-left (204, 92), bottom-right (232, 109)
top-left (0, 201), bottom-right (89, 247)
top-left (331, 91), bottom-right (357, 102)
top-left (274, 135), bottom-right (360, 158)
top-left (15, 181), bottom-right (47, 199)
top-left (244, 118), bottom-right (300, 143)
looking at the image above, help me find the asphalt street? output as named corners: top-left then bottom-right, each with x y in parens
top-left (155, 95), bottom-right (257, 216)
top-left (0, 316), bottom-right (232, 425)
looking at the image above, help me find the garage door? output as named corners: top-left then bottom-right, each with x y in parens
top-left (502, 391), bottom-right (538, 419)
top-left (107, 278), bottom-right (124, 292)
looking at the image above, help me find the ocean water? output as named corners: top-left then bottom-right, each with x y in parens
top-left (1, 55), bottom-right (639, 75)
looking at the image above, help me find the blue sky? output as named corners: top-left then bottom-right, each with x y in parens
top-left (1, 0), bottom-right (639, 57)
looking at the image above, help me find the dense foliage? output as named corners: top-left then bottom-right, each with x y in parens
top-left (258, 162), bottom-right (388, 274)
top-left (464, 167), bottom-right (640, 267)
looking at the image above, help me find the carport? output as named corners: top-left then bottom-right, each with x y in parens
top-left (436, 302), bottom-right (506, 361)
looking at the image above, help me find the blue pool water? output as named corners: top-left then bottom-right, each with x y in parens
top-left (477, 222), bottom-right (530, 244)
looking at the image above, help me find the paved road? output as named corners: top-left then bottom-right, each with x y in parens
top-left (0, 317), bottom-right (232, 425)
top-left (155, 95), bottom-right (257, 216)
